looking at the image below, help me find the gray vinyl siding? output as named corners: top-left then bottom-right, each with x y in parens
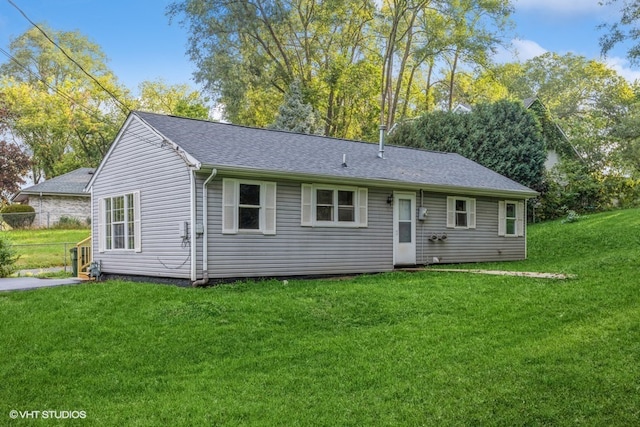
top-left (91, 118), bottom-right (192, 279)
top-left (197, 176), bottom-right (526, 279)
top-left (415, 194), bottom-right (526, 264)
top-left (202, 176), bottom-right (393, 279)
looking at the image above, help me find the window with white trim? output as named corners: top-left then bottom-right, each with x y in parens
top-left (498, 200), bottom-right (525, 237)
top-left (446, 196), bottom-right (476, 229)
top-left (99, 191), bottom-right (141, 252)
top-left (222, 179), bottom-right (276, 235)
top-left (301, 184), bottom-right (367, 227)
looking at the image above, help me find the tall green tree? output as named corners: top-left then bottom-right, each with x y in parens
top-left (480, 53), bottom-right (636, 173)
top-left (0, 25), bottom-right (130, 180)
top-left (388, 100), bottom-right (546, 190)
top-left (136, 79), bottom-right (210, 119)
top-left (168, 0), bottom-right (380, 138)
top-left (599, 0), bottom-right (640, 65)
top-left (168, 0), bottom-right (513, 139)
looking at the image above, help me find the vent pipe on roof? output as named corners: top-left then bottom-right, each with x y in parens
top-left (378, 125), bottom-right (387, 159)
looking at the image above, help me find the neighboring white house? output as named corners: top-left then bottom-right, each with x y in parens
top-left (85, 112), bottom-right (538, 285)
top-left (12, 168), bottom-right (94, 228)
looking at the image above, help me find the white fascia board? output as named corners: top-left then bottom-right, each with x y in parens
top-left (85, 113), bottom-right (137, 192)
top-left (134, 113), bottom-right (202, 170)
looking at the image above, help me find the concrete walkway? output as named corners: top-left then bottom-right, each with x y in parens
top-left (427, 268), bottom-right (576, 280)
top-left (0, 277), bottom-right (83, 292)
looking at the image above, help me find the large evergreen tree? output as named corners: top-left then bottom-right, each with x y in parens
top-left (269, 80), bottom-right (322, 134)
top-left (388, 100), bottom-right (546, 190)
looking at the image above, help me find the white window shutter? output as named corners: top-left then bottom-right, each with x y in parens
top-left (222, 179), bottom-right (238, 234)
top-left (301, 184), bottom-right (313, 226)
top-left (133, 191), bottom-right (142, 252)
top-left (357, 188), bottom-right (368, 227)
top-left (98, 198), bottom-right (105, 253)
top-left (446, 197), bottom-right (455, 228)
top-left (516, 201), bottom-right (525, 237)
top-left (498, 201), bottom-right (506, 236)
top-left (468, 198), bottom-right (476, 229)
top-left (263, 182), bottom-right (277, 235)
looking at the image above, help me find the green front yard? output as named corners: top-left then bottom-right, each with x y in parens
top-left (0, 210), bottom-right (638, 425)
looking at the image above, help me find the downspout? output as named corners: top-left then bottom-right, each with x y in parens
top-left (524, 199), bottom-right (528, 260)
top-left (189, 170), bottom-right (197, 281)
top-left (192, 169), bottom-right (217, 287)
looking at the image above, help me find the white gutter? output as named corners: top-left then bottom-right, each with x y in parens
top-left (200, 165), bottom-right (539, 199)
top-left (192, 169), bottom-right (217, 287)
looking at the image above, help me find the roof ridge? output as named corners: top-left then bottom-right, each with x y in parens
top-left (133, 110), bottom-right (456, 157)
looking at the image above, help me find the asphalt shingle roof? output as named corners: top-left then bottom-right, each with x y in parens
top-left (135, 111), bottom-right (536, 196)
top-left (15, 168), bottom-right (94, 199)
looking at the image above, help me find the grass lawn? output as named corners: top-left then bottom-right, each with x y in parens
top-left (2, 229), bottom-right (90, 270)
top-left (0, 209), bottom-right (639, 425)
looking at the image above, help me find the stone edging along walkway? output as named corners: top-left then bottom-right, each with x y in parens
top-left (427, 268), bottom-right (577, 280)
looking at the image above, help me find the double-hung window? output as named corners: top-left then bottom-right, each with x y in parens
top-left (99, 191), bottom-right (141, 252)
top-left (222, 179), bottom-right (276, 235)
top-left (301, 184), bottom-right (367, 227)
top-left (498, 200), bottom-right (524, 237)
top-left (446, 196), bottom-right (476, 229)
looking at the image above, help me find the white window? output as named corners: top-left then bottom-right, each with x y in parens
top-left (301, 184), bottom-right (367, 227)
top-left (99, 191), bottom-right (141, 252)
top-left (446, 196), bottom-right (476, 229)
top-left (498, 200), bottom-right (525, 237)
top-left (222, 179), bottom-right (276, 235)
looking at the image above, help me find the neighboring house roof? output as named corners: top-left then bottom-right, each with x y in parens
top-left (93, 111), bottom-right (537, 197)
top-left (12, 168), bottom-right (95, 203)
top-left (451, 103), bottom-right (472, 114)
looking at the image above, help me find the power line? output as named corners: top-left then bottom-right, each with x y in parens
top-left (7, 0), bottom-right (131, 115)
top-left (0, 47), bottom-right (122, 128)
top-left (0, 48), bottom-right (172, 154)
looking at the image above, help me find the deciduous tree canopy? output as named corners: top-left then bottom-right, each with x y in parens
top-left (0, 25), bottom-right (130, 180)
top-left (167, 0), bottom-right (512, 139)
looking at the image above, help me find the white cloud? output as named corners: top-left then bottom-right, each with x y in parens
top-left (492, 39), bottom-right (548, 64)
top-left (604, 56), bottom-right (640, 82)
top-left (512, 39), bottom-right (548, 61)
top-left (514, 0), bottom-right (603, 14)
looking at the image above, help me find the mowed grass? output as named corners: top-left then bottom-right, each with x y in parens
top-left (2, 229), bottom-right (90, 269)
top-left (0, 209), bottom-right (639, 425)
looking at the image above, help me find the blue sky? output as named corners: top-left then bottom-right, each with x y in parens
top-left (0, 0), bottom-right (638, 94)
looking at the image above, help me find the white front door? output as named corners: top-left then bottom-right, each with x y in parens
top-left (393, 192), bottom-right (416, 265)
